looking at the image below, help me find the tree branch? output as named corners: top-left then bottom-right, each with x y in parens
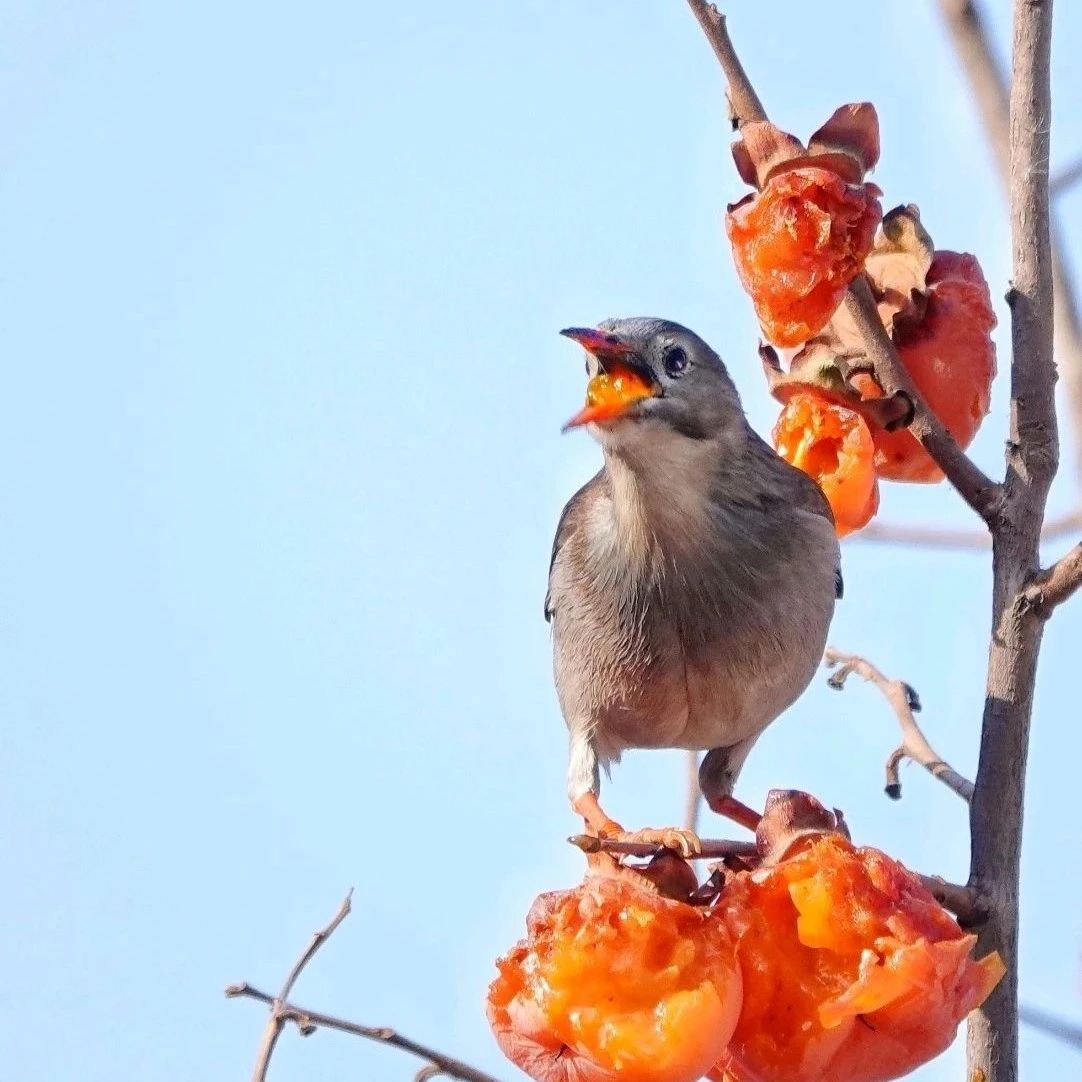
top-left (684, 750), bottom-right (703, 833)
top-left (1018, 1005), bottom-right (1082, 1052)
top-left (569, 833), bottom-right (757, 861)
top-left (685, 0), bottom-right (1002, 525)
top-left (965, 2), bottom-right (1059, 1080)
top-left (938, 0), bottom-right (1082, 484)
top-left (824, 648), bottom-right (974, 803)
top-left (226, 983), bottom-right (503, 1082)
top-left (1023, 540), bottom-right (1082, 616)
top-left (226, 891), bottom-right (501, 1082)
top-left (853, 508), bottom-right (1082, 549)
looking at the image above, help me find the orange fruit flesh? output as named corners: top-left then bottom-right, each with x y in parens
top-left (773, 393), bottom-right (878, 537)
top-left (719, 835), bottom-right (1005, 1082)
top-left (489, 880), bottom-right (741, 1082)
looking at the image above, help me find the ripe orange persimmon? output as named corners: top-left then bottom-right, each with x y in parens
top-left (851, 250), bottom-right (997, 482)
top-left (727, 167), bottom-right (881, 348)
top-left (773, 392), bottom-right (879, 537)
top-left (487, 875), bottom-right (742, 1082)
top-left (712, 833), bottom-right (1005, 1082)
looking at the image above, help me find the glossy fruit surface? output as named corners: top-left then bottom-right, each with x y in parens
top-left (487, 876), bottom-right (742, 1082)
top-left (773, 392), bottom-right (879, 537)
top-left (712, 834), bottom-right (1005, 1082)
top-left (727, 167), bottom-right (881, 348)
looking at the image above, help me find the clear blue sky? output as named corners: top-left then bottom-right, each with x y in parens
top-left (2, 2), bottom-right (1080, 1079)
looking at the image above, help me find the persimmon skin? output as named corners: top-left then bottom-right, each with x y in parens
top-left (727, 167), bottom-right (881, 348)
top-left (487, 876), bottom-right (742, 1082)
top-left (712, 834), bottom-right (1005, 1082)
top-left (853, 251), bottom-right (997, 482)
top-left (773, 392), bottom-right (879, 537)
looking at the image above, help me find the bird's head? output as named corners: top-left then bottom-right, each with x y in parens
top-left (560, 318), bottom-right (745, 457)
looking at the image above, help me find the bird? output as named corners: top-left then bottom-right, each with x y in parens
top-left (546, 318), bottom-right (842, 853)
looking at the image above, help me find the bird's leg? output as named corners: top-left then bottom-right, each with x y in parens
top-left (706, 794), bottom-right (763, 833)
top-left (700, 744), bottom-right (763, 833)
top-left (572, 791), bottom-right (624, 838)
top-left (568, 733), bottom-right (702, 858)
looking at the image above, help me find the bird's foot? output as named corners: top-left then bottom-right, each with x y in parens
top-left (611, 826), bottom-right (703, 859)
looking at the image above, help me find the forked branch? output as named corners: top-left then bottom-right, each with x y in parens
top-left (825, 648), bottom-right (974, 802)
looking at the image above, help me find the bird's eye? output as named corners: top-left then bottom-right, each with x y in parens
top-left (663, 346), bottom-right (690, 378)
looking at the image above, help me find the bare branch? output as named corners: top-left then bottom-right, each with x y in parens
top-left (1018, 1005), bottom-right (1082, 1052)
top-left (1023, 540), bottom-right (1082, 616)
top-left (685, 2), bottom-right (1002, 525)
top-left (239, 891), bottom-right (353, 1082)
top-left (917, 874), bottom-right (987, 926)
top-left (226, 984), bottom-right (503, 1082)
top-left (568, 833), bottom-right (757, 861)
top-left (825, 648), bottom-right (974, 802)
top-left (938, 0), bottom-right (1082, 484)
top-left (853, 508), bottom-right (1082, 549)
top-left (684, 1), bottom-right (765, 126)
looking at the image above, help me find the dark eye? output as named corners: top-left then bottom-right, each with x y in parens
top-left (663, 346), bottom-right (690, 378)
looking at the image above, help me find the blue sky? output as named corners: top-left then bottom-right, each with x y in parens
top-left (2, 2), bottom-right (1080, 1079)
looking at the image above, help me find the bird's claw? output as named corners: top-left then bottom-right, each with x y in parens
top-left (615, 827), bottom-right (703, 859)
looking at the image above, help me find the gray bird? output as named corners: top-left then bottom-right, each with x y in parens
top-left (546, 318), bottom-right (842, 852)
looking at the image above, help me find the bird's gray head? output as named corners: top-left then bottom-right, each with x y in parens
top-left (560, 318), bottom-right (745, 457)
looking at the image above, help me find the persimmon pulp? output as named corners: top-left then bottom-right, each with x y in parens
top-left (487, 877), bottom-right (742, 1082)
top-left (565, 363), bottom-right (656, 430)
top-left (773, 393), bottom-right (878, 537)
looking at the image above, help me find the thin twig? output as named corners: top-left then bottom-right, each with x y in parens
top-left (1023, 540), bottom-right (1082, 616)
top-left (917, 874), bottom-right (987, 926)
top-left (825, 648), bottom-right (974, 802)
top-left (853, 508), bottom-right (1082, 549)
top-left (226, 984), bottom-right (503, 1082)
top-left (1018, 1005), bottom-right (1082, 1052)
top-left (685, 1), bottom-right (1002, 525)
top-left (938, 0), bottom-right (1082, 485)
top-left (684, 1), bottom-right (765, 126)
top-left (243, 891), bottom-right (354, 1082)
top-left (568, 833), bottom-right (757, 861)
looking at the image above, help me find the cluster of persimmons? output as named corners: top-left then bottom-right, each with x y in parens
top-left (729, 104), bottom-right (997, 535)
top-left (487, 792), bottom-right (1003, 1082)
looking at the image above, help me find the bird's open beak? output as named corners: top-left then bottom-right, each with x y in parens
top-left (560, 327), bottom-right (660, 431)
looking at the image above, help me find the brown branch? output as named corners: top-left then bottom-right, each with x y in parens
top-left (226, 984), bottom-right (503, 1082)
top-left (684, 1), bottom-right (765, 126)
top-left (226, 891), bottom-right (501, 1082)
top-left (938, 0), bottom-right (1082, 484)
top-left (685, 1), bottom-right (1002, 525)
top-left (962, 2), bottom-right (1059, 1080)
top-left (238, 891), bottom-right (354, 1082)
top-left (917, 874), bottom-right (987, 926)
top-left (569, 833), bottom-right (758, 861)
top-left (825, 648), bottom-right (975, 802)
top-left (1018, 1005), bottom-right (1082, 1052)
top-left (1023, 540), bottom-right (1082, 616)
top-left (853, 508), bottom-right (1082, 549)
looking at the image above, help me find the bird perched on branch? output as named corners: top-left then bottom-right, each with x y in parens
top-left (546, 318), bottom-right (841, 852)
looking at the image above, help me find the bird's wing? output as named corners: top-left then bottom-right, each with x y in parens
top-left (545, 470), bottom-right (604, 623)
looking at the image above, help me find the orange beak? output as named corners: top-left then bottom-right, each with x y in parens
top-left (560, 327), bottom-right (658, 431)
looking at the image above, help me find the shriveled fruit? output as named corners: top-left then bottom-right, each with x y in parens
top-left (727, 167), bottom-right (881, 348)
top-left (851, 251), bottom-right (996, 482)
top-left (712, 833), bottom-right (1004, 1082)
top-left (487, 875), bottom-right (742, 1082)
top-left (773, 392), bottom-right (879, 537)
